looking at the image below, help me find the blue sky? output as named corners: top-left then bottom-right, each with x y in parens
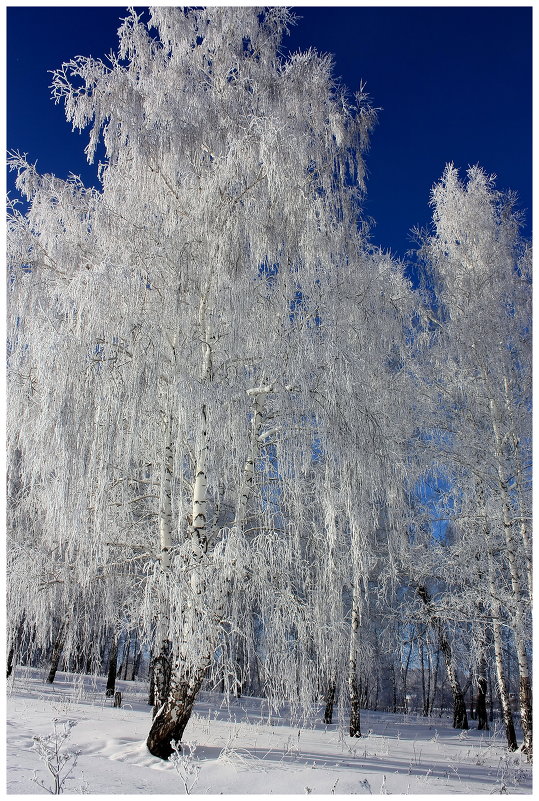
top-left (7, 5), bottom-right (532, 259)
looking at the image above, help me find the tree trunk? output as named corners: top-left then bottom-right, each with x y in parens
top-left (106, 638), bottom-right (118, 696)
top-left (147, 385), bottom-right (271, 759)
top-left (148, 654), bottom-right (155, 706)
top-left (502, 376), bottom-right (532, 602)
top-left (150, 640), bottom-right (172, 719)
top-left (477, 481), bottom-right (517, 748)
top-left (117, 635), bottom-right (129, 679)
top-left (324, 681), bottom-right (336, 724)
top-left (439, 674), bottom-right (446, 718)
top-left (476, 669), bottom-right (489, 731)
top-left (122, 633), bottom-right (133, 680)
top-left (7, 645), bottom-right (15, 678)
top-left (147, 666), bottom-right (205, 759)
top-left (46, 619), bottom-right (67, 684)
top-left (446, 660), bottom-right (468, 729)
top-left (391, 663), bottom-right (397, 713)
top-left (349, 674), bottom-right (361, 737)
top-left (518, 674), bottom-right (532, 759)
top-left (488, 551), bottom-right (518, 751)
top-left (420, 635), bottom-right (428, 716)
top-left (469, 686), bottom-right (476, 721)
top-left (373, 676), bottom-right (379, 711)
top-left (430, 646), bottom-right (440, 716)
top-left (7, 617), bottom-right (26, 677)
top-left (488, 666), bottom-right (494, 723)
top-left (158, 411), bottom-right (175, 572)
top-left (348, 589), bottom-right (361, 737)
top-left (131, 637), bottom-right (142, 681)
top-left (488, 397), bottom-right (532, 757)
top-left (227, 631), bottom-right (243, 698)
top-left (85, 644), bottom-right (94, 675)
top-left (492, 620), bottom-right (518, 750)
top-left (416, 587), bottom-right (468, 729)
top-left (401, 633), bottom-right (413, 711)
top-left (147, 404), bottom-right (208, 758)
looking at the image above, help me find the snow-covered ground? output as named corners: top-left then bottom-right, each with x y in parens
top-left (6, 667), bottom-right (532, 795)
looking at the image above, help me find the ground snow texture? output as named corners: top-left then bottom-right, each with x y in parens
top-left (6, 668), bottom-right (532, 795)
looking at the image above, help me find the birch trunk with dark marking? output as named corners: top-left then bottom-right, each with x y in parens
top-left (348, 587), bottom-right (361, 737)
top-left (235, 386), bottom-right (271, 528)
top-left (158, 412), bottom-right (175, 574)
top-left (150, 640), bottom-right (173, 719)
top-left (146, 392), bottom-right (177, 713)
top-left (146, 667), bottom-right (206, 760)
top-left (147, 372), bottom-right (211, 756)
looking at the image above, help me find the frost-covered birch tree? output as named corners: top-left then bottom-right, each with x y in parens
top-left (312, 247), bottom-right (415, 735)
top-left (7, 6), bottom-right (402, 759)
top-left (413, 165), bottom-right (532, 755)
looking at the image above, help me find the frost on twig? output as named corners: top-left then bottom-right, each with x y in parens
top-left (31, 718), bottom-right (79, 794)
top-left (169, 740), bottom-right (201, 795)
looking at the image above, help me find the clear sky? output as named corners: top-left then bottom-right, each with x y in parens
top-left (6, 4), bottom-right (532, 261)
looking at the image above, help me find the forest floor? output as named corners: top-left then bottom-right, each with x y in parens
top-left (6, 666), bottom-right (533, 796)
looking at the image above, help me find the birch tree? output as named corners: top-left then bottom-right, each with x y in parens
top-left (415, 165), bottom-right (532, 755)
top-left (7, 6), bottom-right (393, 759)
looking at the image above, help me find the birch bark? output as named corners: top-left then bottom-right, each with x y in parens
top-left (348, 584), bottom-right (362, 737)
top-left (488, 396), bottom-right (532, 757)
top-left (487, 548), bottom-right (518, 751)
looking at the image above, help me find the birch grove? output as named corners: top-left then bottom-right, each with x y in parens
top-left (6, 7), bottom-right (531, 762)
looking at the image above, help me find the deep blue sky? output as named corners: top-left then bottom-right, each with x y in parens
top-left (7, 5), bottom-right (532, 260)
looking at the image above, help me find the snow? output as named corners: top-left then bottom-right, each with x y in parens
top-left (6, 667), bottom-right (532, 796)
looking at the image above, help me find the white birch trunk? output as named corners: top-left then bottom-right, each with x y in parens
top-left (488, 397), bottom-right (532, 757)
top-left (502, 376), bottom-right (532, 601)
top-left (159, 413), bottom-right (174, 573)
top-left (235, 385), bottom-right (272, 530)
top-left (476, 481), bottom-right (518, 749)
top-left (487, 547), bottom-right (518, 751)
top-left (149, 310), bottom-right (216, 757)
top-left (189, 404), bottom-right (208, 564)
top-left (348, 583), bottom-right (361, 737)
top-left (148, 384), bottom-right (270, 758)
